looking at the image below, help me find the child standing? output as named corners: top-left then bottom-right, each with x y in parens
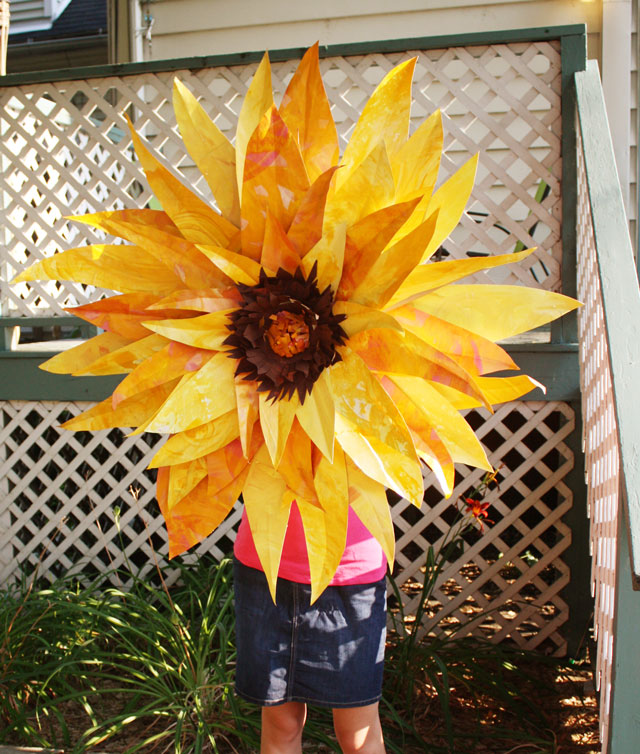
top-left (233, 500), bottom-right (388, 753)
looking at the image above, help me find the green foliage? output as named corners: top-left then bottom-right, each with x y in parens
top-left (0, 557), bottom-right (261, 752)
top-left (0, 540), bottom-right (575, 753)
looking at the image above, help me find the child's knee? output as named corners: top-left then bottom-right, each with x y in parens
top-left (262, 702), bottom-right (307, 741)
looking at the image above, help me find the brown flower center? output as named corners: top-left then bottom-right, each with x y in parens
top-left (266, 311), bottom-right (310, 357)
top-left (223, 264), bottom-right (347, 403)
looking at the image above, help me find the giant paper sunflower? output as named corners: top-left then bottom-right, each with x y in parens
top-left (14, 45), bottom-right (579, 601)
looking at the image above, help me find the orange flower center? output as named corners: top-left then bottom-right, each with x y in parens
top-left (266, 310), bottom-right (310, 358)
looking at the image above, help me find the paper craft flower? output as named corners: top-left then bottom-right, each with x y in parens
top-left (14, 44), bottom-right (579, 601)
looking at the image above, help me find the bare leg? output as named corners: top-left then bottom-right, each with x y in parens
top-left (332, 702), bottom-right (386, 754)
top-left (260, 701), bottom-right (307, 754)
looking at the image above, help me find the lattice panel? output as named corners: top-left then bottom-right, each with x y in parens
top-left (1, 41), bottom-right (562, 319)
top-left (0, 400), bottom-right (243, 587)
top-left (576, 124), bottom-right (617, 751)
top-left (392, 400), bottom-right (573, 656)
top-left (0, 398), bottom-right (574, 653)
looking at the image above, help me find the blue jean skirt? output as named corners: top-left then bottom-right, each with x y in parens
top-left (233, 558), bottom-right (387, 708)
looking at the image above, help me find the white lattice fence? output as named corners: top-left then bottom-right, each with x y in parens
top-left (1, 41), bottom-right (562, 320)
top-left (576, 124), bottom-right (617, 750)
top-left (0, 398), bottom-right (574, 654)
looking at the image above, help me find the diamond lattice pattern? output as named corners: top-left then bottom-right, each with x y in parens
top-left (0, 398), bottom-right (573, 654)
top-left (1, 41), bottom-right (562, 317)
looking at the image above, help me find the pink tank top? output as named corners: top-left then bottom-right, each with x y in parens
top-left (234, 502), bottom-right (387, 585)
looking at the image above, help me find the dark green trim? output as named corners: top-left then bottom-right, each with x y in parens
top-left (560, 400), bottom-right (591, 657)
top-left (0, 352), bottom-right (120, 401)
top-left (0, 344), bottom-right (579, 402)
top-left (0, 315), bottom-right (87, 328)
top-left (552, 29), bottom-right (587, 344)
top-left (576, 61), bottom-right (640, 588)
top-left (0, 25), bottom-right (587, 87)
top-left (503, 345), bottom-right (580, 401)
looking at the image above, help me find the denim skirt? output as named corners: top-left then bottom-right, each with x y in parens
top-left (233, 558), bottom-right (387, 708)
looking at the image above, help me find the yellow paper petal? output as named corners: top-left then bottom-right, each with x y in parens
top-left (418, 154), bottom-right (478, 259)
top-left (330, 349), bottom-right (423, 506)
top-left (280, 42), bottom-right (339, 182)
top-left (61, 381), bottom-right (177, 431)
top-left (346, 459), bottom-right (395, 566)
top-left (338, 58), bottom-right (416, 188)
top-left (301, 222), bottom-right (346, 293)
top-left (277, 419), bottom-right (318, 506)
top-left (195, 244), bottom-right (260, 285)
top-left (387, 248), bottom-right (535, 309)
top-left (74, 333), bottom-right (167, 377)
top-left (206, 436), bottom-right (254, 497)
top-left (431, 374), bottom-right (545, 409)
top-left (392, 307), bottom-right (517, 375)
top-left (70, 208), bottom-right (180, 236)
top-left (143, 310), bottom-right (232, 350)
top-left (410, 285), bottom-right (582, 341)
top-left (127, 117), bottom-right (238, 247)
top-left (391, 109), bottom-right (443, 202)
top-left (301, 444), bottom-right (349, 602)
top-left (149, 410), bottom-right (240, 467)
top-left (337, 197), bottom-right (422, 301)
top-left (113, 341), bottom-right (213, 406)
top-left (243, 443), bottom-right (291, 601)
top-left (235, 52), bottom-right (273, 197)
top-left (234, 377), bottom-right (259, 458)
top-left (13, 244), bottom-right (181, 295)
top-left (259, 392), bottom-right (298, 468)
top-left (148, 287), bottom-right (240, 313)
top-left (411, 424), bottom-right (455, 497)
top-left (296, 370), bottom-right (335, 462)
top-left (68, 293), bottom-right (193, 341)
top-left (159, 470), bottom-right (243, 559)
top-left (261, 210), bottom-right (301, 274)
top-left (385, 375), bottom-right (492, 472)
top-left (71, 212), bottom-right (228, 290)
top-left (240, 105), bottom-right (310, 260)
top-left (143, 351), bottom-right (236, 434)
top-left (332, 301), bottom-right (404, 338)
top-left (173, 78), bottom-right (240, 225)
top-left (287, 166), bottom-right (338, 255)
top-left (350, 210), bottom-right (438, 308)
top-left (324, 141), bottom-right (394, 229)
top-left (166, 457), bottom-right (208, 511)
top-left (348, 327), bottom-right (490, 409)
top-left (40, 332), bottom-right (131, 375)
top-left (388, 154), bottom-right (479, 254)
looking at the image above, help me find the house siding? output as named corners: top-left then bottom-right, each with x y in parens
top-left (135, 0), bottom-right (601, 61)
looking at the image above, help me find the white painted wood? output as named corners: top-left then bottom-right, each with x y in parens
top-left (602, 0), bottom-right (632, 213)
top-left (0, 42), bottom-right (564, 320)
top-left (576, 115), bottom-right (617, 754)
top-left (132, 0), bottom-right (600, 62)
top-left (8, 0), bottom-right (72, 35)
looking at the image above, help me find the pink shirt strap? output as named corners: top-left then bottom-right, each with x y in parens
top-left (234, 501), bottom-right (387, 585)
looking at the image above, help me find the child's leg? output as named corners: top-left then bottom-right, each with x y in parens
top-left (332, 702), bottom-right (386, 754)
top-left (261, 701), bottom-right (307, 754)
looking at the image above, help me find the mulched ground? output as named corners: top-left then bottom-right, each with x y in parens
top-left (404, 658), bottom-right (599, 753)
